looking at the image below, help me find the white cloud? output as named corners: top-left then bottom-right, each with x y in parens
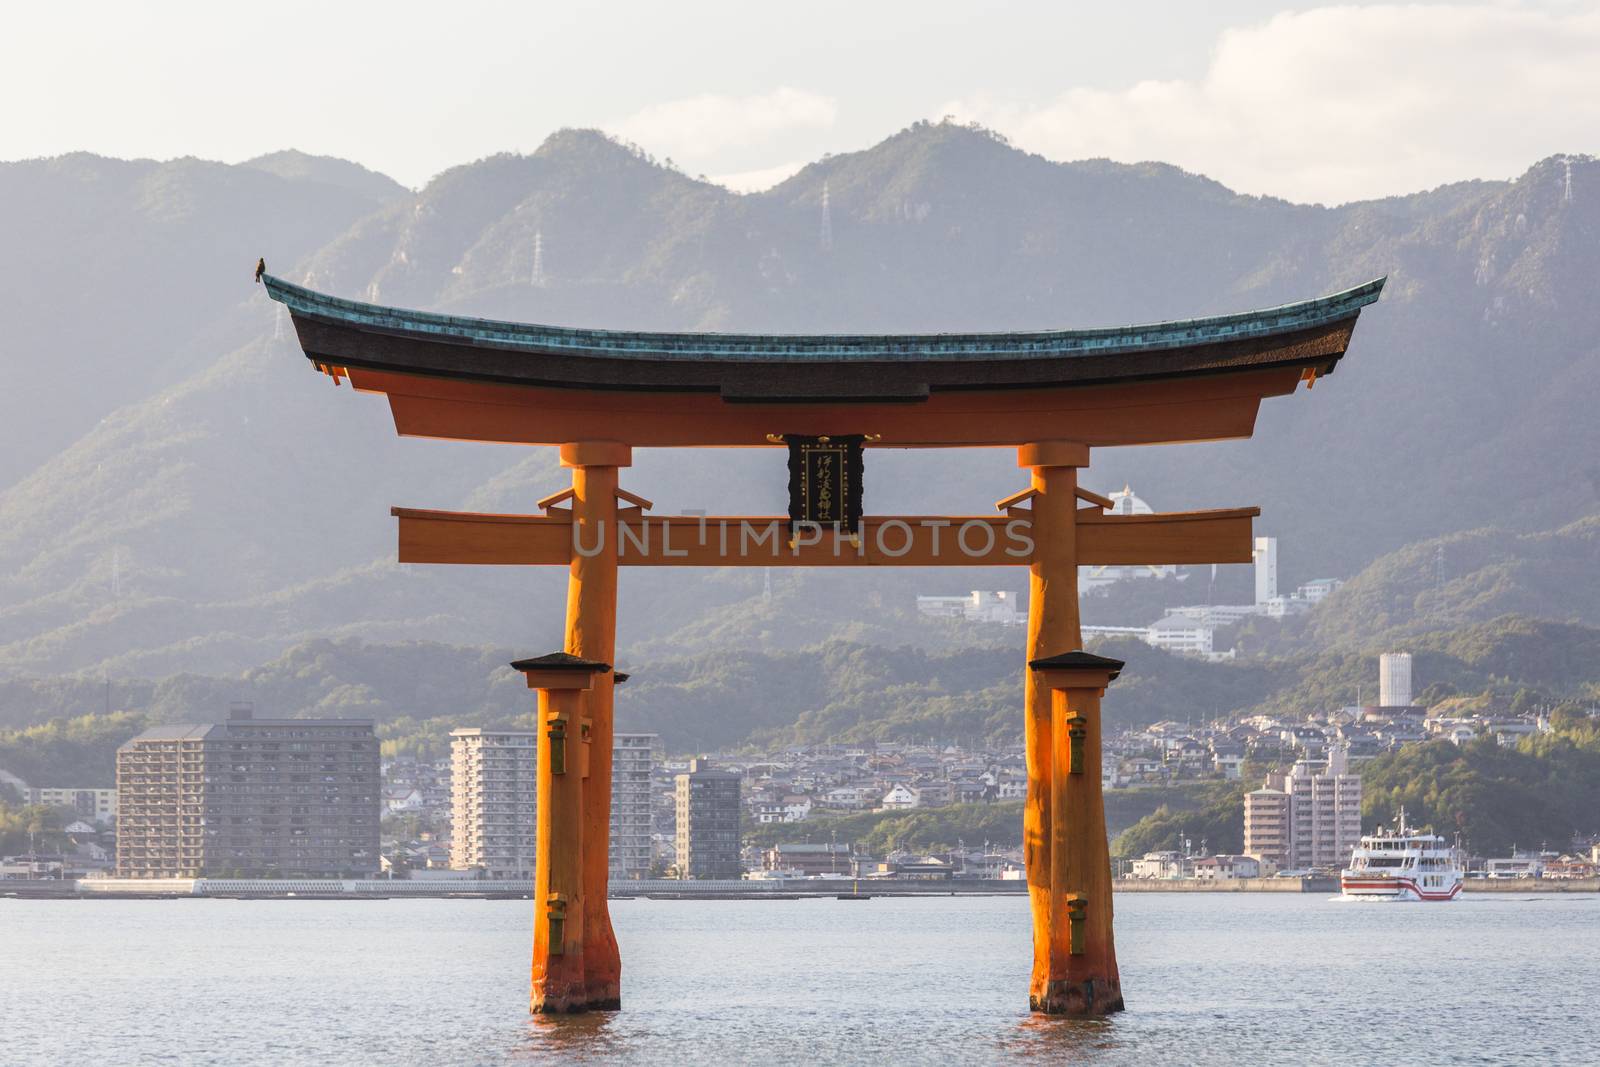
top-left (608, 88), bottom-right (837, 163)
top-left (708, 160), bottom-right (808, 193)
top-left (942, 3), bottom-right (1600, 204)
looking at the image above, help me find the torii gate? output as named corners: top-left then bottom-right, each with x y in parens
top-left (262, 269), bottom-right (1382, 1016)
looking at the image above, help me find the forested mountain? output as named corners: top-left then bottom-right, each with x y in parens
top-left (0, 122), bottom-right (1597, 681)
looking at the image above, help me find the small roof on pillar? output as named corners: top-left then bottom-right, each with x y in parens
top-left (1029, 651), bottom-right (1125, 678)
top-left (509, 652), bottom-right (612, 674)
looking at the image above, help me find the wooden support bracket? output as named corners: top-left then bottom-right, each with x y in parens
top-left (995, 487), bottom-right (1039, 517)
top-left (615, 487), bottom-right (654, 518)
top-left (314, 362), bottom-right (349, 386)
top-left (537, 487), bottom-right (575, 514)
top-left (1075, 485), bottom-right (1114, 510)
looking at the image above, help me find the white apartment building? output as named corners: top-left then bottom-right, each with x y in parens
top-left (1245, 744), bottom-right (1362, 872)
top-left (1244, 785), bottom-right (1292, 870)
top-left (1146, 613), bottom-right (1215, 657)
top-left (452, 727), bottom-right (660, 881)
top-left (611, 733), bottom-right (659, 880)
top-left (28, 787), bottom-right (117, 822)
top-left (450, 728), bottom-right (537, 879)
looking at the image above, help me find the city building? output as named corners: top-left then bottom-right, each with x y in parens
top-left (116, 709), bottom-right (380, 878)
top-left (880, 783), bottom-right (920, 810)
top-left (1244, 744), bottom-right (1362, 872)
top-left (915, 590), bottom-right (1024, 625)
top-left (1254, 536), bottom-right (1278, 605)
top-left (451, 728), bottom-right (659, 880)
top-left (1295, 578), bottom-right (1343, 605)
top-left (1380, 652), bottom-right (1413, 708)
top-left (1146, 613), bottom-right (1216, 658)
top-left (1192, 854), bottom-right (1262, 881)
top-left (27, 787), bottom-right (117, 822)
top-left (450, 728), bottom-right (537, 879)
top-left (674, 758), bottom-right (741, 879)
top-left (762, 842), bottom-right (852, 876)
top-left (1086, 611), bottom-right (1244, 663)
top-left (611, 733), bottom-right (659, 880)
top-left (1129, 851), bottom-right (1188, 880)
top-left (1484, 852), bottom-right (1547, 879)
top-left (1082, 485), bottom-right (1178, 588)
top-left (1243, 785), bottom-right (1292, 870)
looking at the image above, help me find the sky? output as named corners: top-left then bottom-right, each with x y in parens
top-left (3, 0), bottom-right (1598, 204)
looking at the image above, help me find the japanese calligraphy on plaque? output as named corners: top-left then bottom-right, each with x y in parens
top-left (785, 435), bottom-right (865, 535)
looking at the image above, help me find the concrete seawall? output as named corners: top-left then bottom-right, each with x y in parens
top-left (1463, 877), bottom-right (1600, 893)
top-left (11, 876), bottom-right (1595, 899)
top-left (1114, 877), bottom-right (1600, 894)
top-left (1114, 877), bottom-right (1337, 893)
top-left (41, 877), bottom-right (1033, 899)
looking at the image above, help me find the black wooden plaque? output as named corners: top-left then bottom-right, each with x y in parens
top-left (786, 435), bottom-right (865, 534)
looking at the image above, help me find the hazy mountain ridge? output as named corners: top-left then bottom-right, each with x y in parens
top-left (0, 151), bottom-right (408, 489)
top-left (242, 150), bottom-right (411, 204)
top-left (1303, 515), bottom-right (1600, 643)
top-left (1, 125), bottom-right (1597, 677)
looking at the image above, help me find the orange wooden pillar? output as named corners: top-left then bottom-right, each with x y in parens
top-left (1019, 440), bottom-right (1087, 1013)
top-left (1030, 650), bottom-right (1126, 1015)
top-left (559, 440), bottom-right (628, 1010)
top-left (514, 652), bottom-right (611, 1014)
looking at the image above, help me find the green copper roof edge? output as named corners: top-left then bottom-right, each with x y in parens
top-left (261, 274), bottom-right (1384, 363)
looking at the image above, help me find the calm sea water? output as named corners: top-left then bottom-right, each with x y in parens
top-left (0, 893), bottom-right (1593, 1065)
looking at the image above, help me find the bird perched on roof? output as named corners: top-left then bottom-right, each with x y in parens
top-left (254, 257), bottom-right (266, 283)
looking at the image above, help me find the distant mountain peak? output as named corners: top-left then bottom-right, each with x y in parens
top-left (534, 127), bottom-right (674, 170)
top-left (243, 149), bottom-right (409, 204)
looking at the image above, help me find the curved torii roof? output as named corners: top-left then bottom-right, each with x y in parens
top-left (262, 274), bottom-right (1383, 448)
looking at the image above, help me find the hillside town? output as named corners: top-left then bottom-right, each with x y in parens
top-left (4, 651), bottom-right (1592, 886)
top-left (918, 491), bottom-right (1340, 663)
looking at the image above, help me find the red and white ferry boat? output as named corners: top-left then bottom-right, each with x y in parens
top-left (1340, 811), bottom-right (1463, 901)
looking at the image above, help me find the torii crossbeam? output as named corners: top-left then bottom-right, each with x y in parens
top-left (261, 269), bottom-right (1382, 1016)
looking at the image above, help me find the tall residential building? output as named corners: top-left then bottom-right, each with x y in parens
top-left (450, 728), bottom-right (661, 880)
top-left (674, 758), bottom-right (742, 880)
top-left (116, 710), bottom-right (379, 879)
top-left (28, 787), bottom-right (117, 822)
top-left (1379, 652), bottom-right (1413, 708)
top-left (1244, 745), bottom-right (1362, 872)
top-left (611, 733), bottom-right (659, 880)
top-left (450, 728), bottom-right (537, 879)
top-left (1243, 785), bottom-right (1292, 870)
top-left (1254, 536), bottom-right (1278, 605)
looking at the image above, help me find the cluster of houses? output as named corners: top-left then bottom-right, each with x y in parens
top-left (376, 756), bottom-right (456, 872)
top-left (740, 742), bottom-right (1027, 825)
top-left (1107, 702), bottom-right (1558, 790)
top-left (0, 821), bottom-right (115, 880)
top-left (1129, 851), bottom-right (1263, 881)
top-left (755, 841), bottom-right (1025, 882)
